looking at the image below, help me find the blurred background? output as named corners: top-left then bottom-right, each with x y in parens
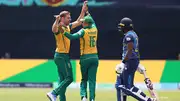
top-left (0, 0), bottom-right (180, 101)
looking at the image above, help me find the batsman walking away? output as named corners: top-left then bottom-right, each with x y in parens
top-left (115, 17), bottom-right (157, 101)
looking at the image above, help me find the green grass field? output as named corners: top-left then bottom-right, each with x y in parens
top-left (0, 88), bottom-right (180, 101)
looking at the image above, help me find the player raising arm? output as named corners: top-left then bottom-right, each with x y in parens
top-left (62, 10), bottom-right (99, 101)
top-left (46, 1), bottom-right (88, 101)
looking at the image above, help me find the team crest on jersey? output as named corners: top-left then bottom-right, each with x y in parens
top-left (42, 0), bottom-right (65, 7)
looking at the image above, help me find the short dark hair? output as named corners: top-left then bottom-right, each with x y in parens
top-left (59, 11), bottom-right (70, 17)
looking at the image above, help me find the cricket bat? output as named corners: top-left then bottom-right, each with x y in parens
top-left (142, 71), bottom-right (159, 101)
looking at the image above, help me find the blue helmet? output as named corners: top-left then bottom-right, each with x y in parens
top-left (118, 17), bottom-right (133, 32)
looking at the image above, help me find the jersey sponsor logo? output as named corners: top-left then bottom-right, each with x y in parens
top-left (88, 31), bottom-right (97, 34)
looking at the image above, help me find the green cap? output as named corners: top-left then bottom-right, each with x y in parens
top-left (80, 16), bottom-right (94, 24)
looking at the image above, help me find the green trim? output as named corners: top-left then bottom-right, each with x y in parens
top-left (83, 26), bottom-right (91, 29)
top-left (83, 23), bottom-right (96, 29)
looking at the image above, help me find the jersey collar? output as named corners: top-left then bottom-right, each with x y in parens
top-left (124, 30), bottom-right (134, 35)
top-left (83, 25), bottom-right (92, 29)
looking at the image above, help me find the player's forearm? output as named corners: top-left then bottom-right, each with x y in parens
top-left (52, 20), bottom-right (59, 33)
top-left (71, 1), bottom-right (87, 29)
top-left (76, 1), bottom-right (88, 22)
top-left (77, 9), bottom-right (86, 22)
top-left (64, 32), bottom-right (80, 40)
top-left (123, 50), bottom-right (132, 63)
top-left (71, 11), bottom-right (85, 30)
top-left (123, 42), bottom-right (133, 63)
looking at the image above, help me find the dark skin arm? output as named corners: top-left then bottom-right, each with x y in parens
top-left (124, 42), bottom-right (133, 61)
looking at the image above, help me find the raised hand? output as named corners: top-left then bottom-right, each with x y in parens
top-left (82, 1), bottom-right (88, 13)
top-left (54, 15), bottom-right (61, 21)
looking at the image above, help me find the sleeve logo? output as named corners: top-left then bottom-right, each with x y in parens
top-left (126, 37), bottom-right (131, 41)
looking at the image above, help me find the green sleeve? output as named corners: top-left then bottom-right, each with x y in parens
top-left (64, 29), bottom-right (85, 40)
top-left (69, 23), bottom-right (72, 30)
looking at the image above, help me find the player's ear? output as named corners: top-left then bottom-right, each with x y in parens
top-left (60, 17), bottom-right (64, 21)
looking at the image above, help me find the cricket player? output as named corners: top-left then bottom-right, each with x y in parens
top-left (115, 17), bottom-right (157, 101)
top-left (46, 2), bottom-right (88, 101)
top-left (62, 11), bottom-right (98, 101)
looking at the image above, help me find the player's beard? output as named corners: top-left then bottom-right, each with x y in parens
top-left (118, 26), bottom-right (125, 34)
top-left (118, 28), bottom-right (125, 35)
top-left (64, 22), bottom-right (69, 26)
top-left (119, 31), bottom-right (124, 35)
top-left (64, 20), bottom-right (70, 26)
